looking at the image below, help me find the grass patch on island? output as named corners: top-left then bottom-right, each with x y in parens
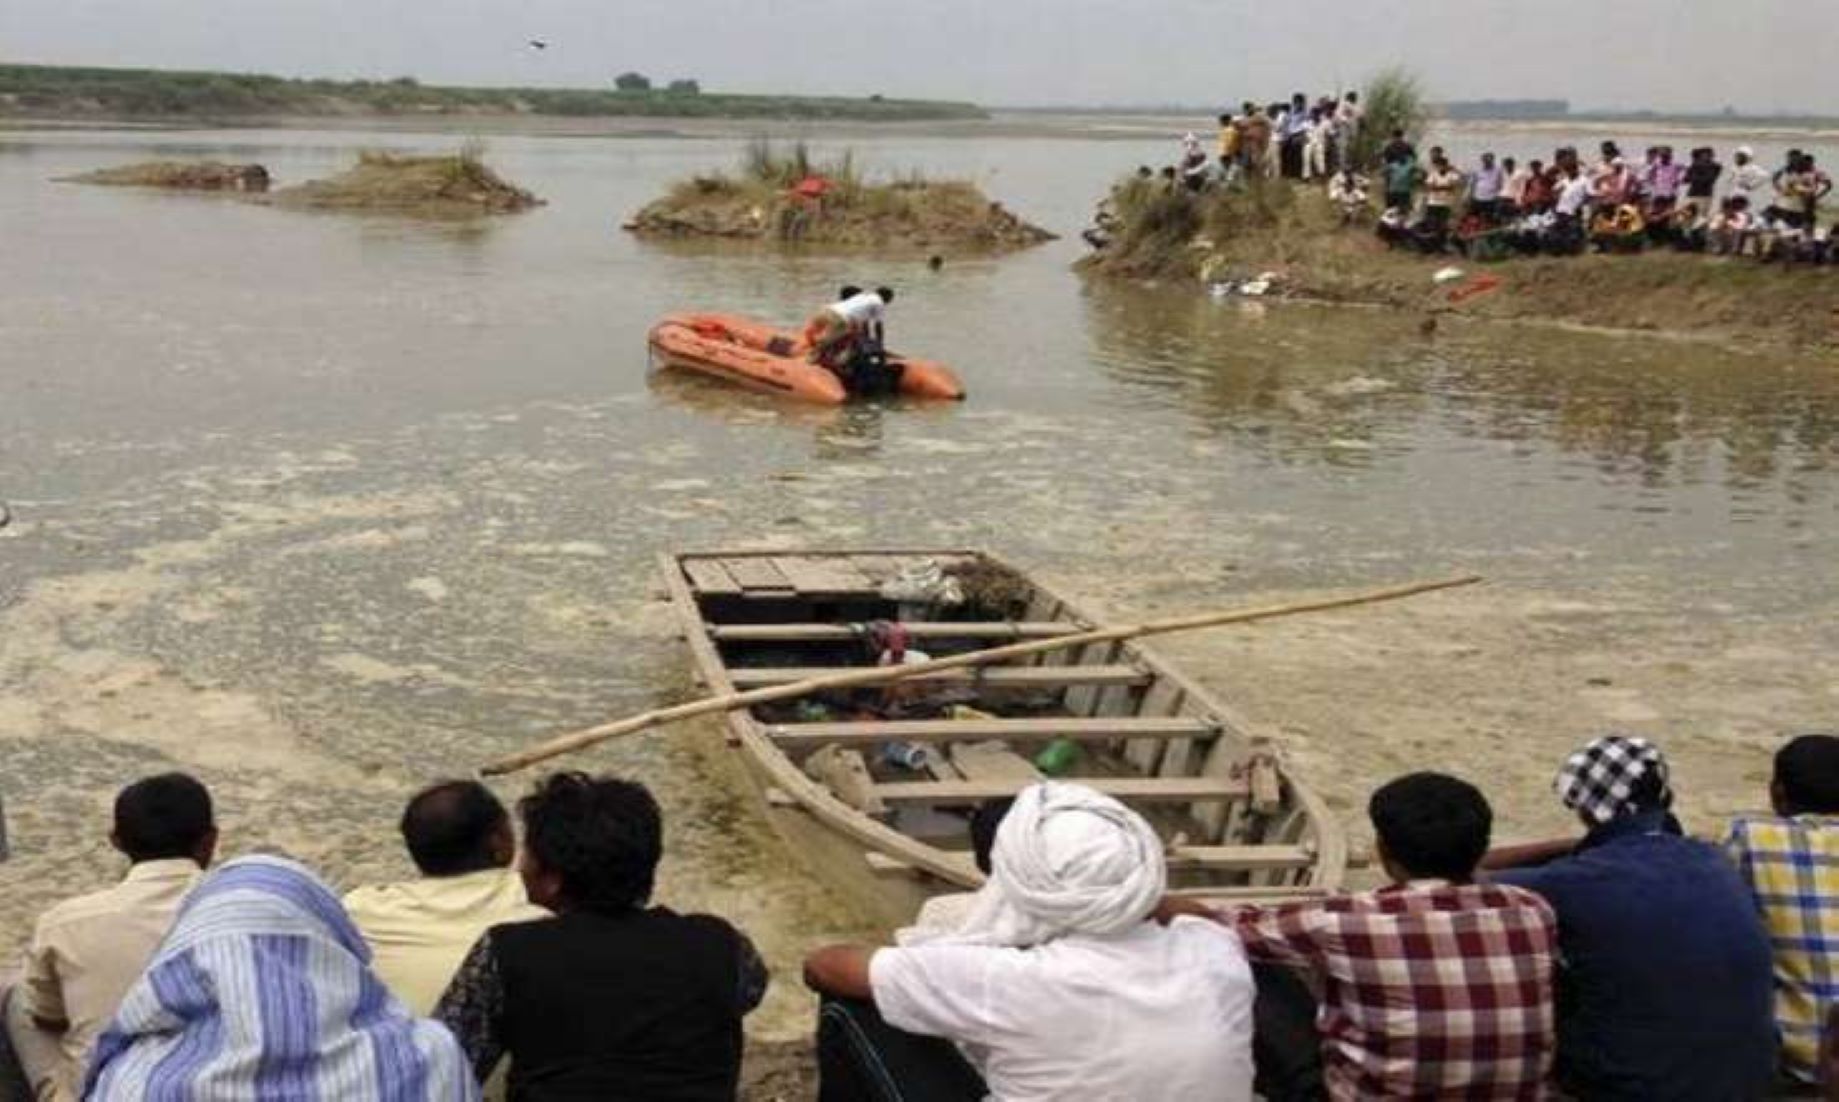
top-left (268, 143), bottom-right (542, 215)
top-left (626, 139), bottom-right (1054, 251)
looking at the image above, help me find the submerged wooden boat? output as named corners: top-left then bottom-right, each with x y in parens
top-left (647, 313), bottom-right (965, 406)
top-left (662, 548), bottom-right (1347, 925)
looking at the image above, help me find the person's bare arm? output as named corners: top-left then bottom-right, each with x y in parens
top-left (803, 944), bottom-right (877, 1000)
top-left (1152, 896), bottom-right (1224, 925)
top-left (1479, 837), bottom-right (1580, 871)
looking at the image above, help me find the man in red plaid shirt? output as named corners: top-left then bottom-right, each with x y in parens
top-left (1176, 773), bottom-right (1559, 1100)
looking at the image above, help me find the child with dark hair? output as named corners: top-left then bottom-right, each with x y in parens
top-left (434, 771), bottom-right (767, 1101)
top-left (1725, 733), bottom-right (1839, 1088)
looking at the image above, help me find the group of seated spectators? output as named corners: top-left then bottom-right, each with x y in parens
top-left (1363, 136), bottom-right (1835, 263)
top-left (6, 730), bottom-right (1839, 1100)
top-left (808, 732), bottom-right (1839, 1101)
top-left (3, 772), bottom-right (763, 1100)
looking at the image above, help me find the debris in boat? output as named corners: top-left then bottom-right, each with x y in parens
top-left (1033, 738), bottom-right (1082, 776)
top-left (880, 560), bottom-right (965, 609)
top-left (64, 161), bottom-right (272, 192)
top-left (941, 559), bottom-right (1031, 616)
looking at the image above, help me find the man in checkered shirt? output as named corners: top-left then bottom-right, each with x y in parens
top-left (1177, 772), bottom-right (1559, 1099)
top-left (1493, 734), bottom-right (1775, 1100)
top-left (1724, 732), bottom-right (1839, 1088)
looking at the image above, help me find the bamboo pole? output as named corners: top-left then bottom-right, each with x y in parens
top-left (480, 573), bottom-right (1481, 776)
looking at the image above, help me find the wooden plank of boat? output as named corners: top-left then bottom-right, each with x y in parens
top-left (1169, 885), bottom-right (1332, 901)
top-left (765, 716), bottom-right (1220, 748)
top-left (708, 621), bottom-right (1082, 642)
top-left (947, 742), bottom-right (1041, 782)
top-left (866, 843), bottom-right (1314, 877)
top-left (874, 775), bottom-right (1248, 806)
top-left (728, 664), bottom-right (1151, 689)
top-left (720, 557), bottom-right (795, 593)
top-left (681, 558), bottom-right (743, 596)
top-left (770, 556), bottom-right (876, 594)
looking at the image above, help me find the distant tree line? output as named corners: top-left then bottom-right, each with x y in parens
top-left (612, 72), bottom-right (701, 95)
top-left (0, 63), bottom-right (984, 121)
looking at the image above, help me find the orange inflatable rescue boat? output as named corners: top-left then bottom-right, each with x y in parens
top-left (646, 313), bottom-right (965, 405)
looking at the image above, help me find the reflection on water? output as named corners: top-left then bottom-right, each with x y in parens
top-left (1081, 278), bottom-right (1839, 500)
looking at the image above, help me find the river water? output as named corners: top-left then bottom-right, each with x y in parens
top-left (2, 120), bottom-right (1835, 1035)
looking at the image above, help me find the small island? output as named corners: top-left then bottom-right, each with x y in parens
top-left (64, 161), bottom-right (271, 191)
top-left (625, 141), bottom-right (1054, 251)
top-left (267, 147), bottom-right (542, 215)
top-left (62, 145), bottom-right (542, 216)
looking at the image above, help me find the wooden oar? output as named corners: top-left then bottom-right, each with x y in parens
top-left (480, 573), bottom-right (1481, 776)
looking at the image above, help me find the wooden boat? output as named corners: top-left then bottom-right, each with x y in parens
top-left (661, 548), bottom-right (1347, 926)
top-left (646, 313), bottom-right (966, 406)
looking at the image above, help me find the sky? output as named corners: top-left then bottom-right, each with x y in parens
top-left (5, 0), bottom-right (1837, 114)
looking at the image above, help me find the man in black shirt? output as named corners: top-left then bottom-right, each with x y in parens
top-left (434, 773), bottom-right (767, 1102)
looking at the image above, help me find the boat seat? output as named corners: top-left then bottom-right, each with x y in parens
top-left (764, 716), bottom-right (1219, 748)
top-left (729, 665), bottom-right (1149, 689)
top-left (865, 843), bottom-right (1313, 878)
top-left (873, 775), bottom-right (1248, 806)
top-left (947, 742), bottom-right (1041, 783)
top-left (709, 622), bottom-right (1082, 642)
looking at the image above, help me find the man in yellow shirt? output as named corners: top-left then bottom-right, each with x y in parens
top-left (1725, 734), bottom-right (1839, 1088)
top-left (344, 781), bottom-right (549, 1013)
top-left (5, 773), bottom-right (216, 1102)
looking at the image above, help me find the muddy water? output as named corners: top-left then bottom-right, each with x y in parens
top-left (2, 124), bottom-right (1837, 1037)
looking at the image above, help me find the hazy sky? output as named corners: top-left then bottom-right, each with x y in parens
top-left (6, 0), bottom-right (1837, 113)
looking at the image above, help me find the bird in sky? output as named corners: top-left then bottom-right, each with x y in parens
top-left (528, 39), bottom-right (548, 50)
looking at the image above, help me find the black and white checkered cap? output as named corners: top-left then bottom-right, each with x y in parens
top-left (1554, 735), bottom-right (1671, 824)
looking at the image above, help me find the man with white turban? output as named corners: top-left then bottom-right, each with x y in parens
top-left (803, 781), bottom-right (1255, 1102)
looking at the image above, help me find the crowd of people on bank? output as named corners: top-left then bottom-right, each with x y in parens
top-left (1363, 137), bottom-right (1836, 261)
top-left (1093, 88), bottom-right (1837, 271)
top-left (5, 731), bottom-right (1839, 1100)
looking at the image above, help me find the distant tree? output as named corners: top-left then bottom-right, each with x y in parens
top-left (1350, 67), bottom-right (1428, 170)
top-left (869, 94), bottom-right (885, 103)
top-left (391, 76), bottom-right (419, 88)
top-left (613, 71), bottom-right (651, 92)
top-left (666, 78), bottom-right (700, 95)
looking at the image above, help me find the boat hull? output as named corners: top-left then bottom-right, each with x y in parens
top-left (647, 313), bottom-right (965, 406)
top-left (660, 548), bottom-right (1347, 925)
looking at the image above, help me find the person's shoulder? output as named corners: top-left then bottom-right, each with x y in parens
top-left (341, 879), bottom-right (413, 912)
top-left (644, 906), bottom-right (751, 945)
top-left (1476, 881), bottom-right (1560, 922)
top-left (1722, 812), bottom-right (1781, 843)
top-left (34, 876), bottom-right (144, 934)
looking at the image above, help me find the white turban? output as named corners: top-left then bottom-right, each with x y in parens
top-left (919, 782), bottom-right (1167, 948)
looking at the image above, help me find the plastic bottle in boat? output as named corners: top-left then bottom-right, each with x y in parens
top-left (1033, 738), bottom-right (1081, 777)
top-left (880, 741), bottom-right (932, 771)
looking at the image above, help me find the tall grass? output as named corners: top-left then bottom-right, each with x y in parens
top-left (1350, 68), bottom-right (1428, 169)
top-left (740, 138), bottom-right (862, 189)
